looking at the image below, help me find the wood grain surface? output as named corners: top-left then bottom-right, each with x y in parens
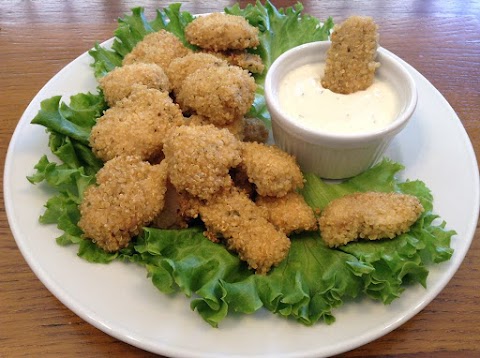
top-left (1, 1), bottom-right (479, 357)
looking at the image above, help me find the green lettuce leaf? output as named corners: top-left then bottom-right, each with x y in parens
top-left (89, 4), bottom-right (195, 78)
top-left (116, 160), bottom-right (454, 327)
top-left (29, 93), bottom-right (106, 258)
top-left (302, 159), bottom-right (454, 304)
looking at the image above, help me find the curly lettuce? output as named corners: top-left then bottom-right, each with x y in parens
top-left (123, 160), bottom-right (454, 327)
top-left (89, 3), bottom-right (195, 78)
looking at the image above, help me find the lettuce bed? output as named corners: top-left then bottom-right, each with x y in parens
top-left (28, 1), bottom-right (454, 327)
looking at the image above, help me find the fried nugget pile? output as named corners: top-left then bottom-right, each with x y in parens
top-left (79, 13), bottom-right (424, 275)
top-left (79, 14), bottom-right (316, 274)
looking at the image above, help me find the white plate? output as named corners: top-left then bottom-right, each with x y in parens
top-left (4, 38), bottom-right (479, 357)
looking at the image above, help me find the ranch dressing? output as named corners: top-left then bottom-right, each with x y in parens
top-left (278, 63), bottom-right (399, 133)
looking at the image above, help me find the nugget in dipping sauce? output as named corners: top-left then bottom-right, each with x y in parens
top-left (99, 63), bottom-right (171, 106)
top-left (321, 16), bottom-right (379, 94)
top-left (78, 156), bottom-right (168, 252)
top-left (185, 13), bottom-right (260, 51)
top-left (279, 59), bottom-right (399, 134)
top-left (319, 192), bottom-right (424, 247)
top-left (123, 30), bottom-right (191, 69)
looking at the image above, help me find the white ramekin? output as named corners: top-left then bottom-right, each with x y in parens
top-left (265, 41), bottom-right (417, 179)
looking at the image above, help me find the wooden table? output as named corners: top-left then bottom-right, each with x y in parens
top-left (1, 1), bottom-right (479, 356)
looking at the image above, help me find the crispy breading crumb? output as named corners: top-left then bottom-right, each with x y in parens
top-left (186, 114), bottom-right (245, 140)
top-left (202, 50), bottom-right (265, 74)
top-left (163, 124), bottom-right (242, 200)
top-left (78, 156), bottom-right (168, 252)
top-left (256, 192), bottom-right (318, 235)
top-left (321, 16), bottom-right (379, 94)
top-left (185, 13), bottom-right (260, 51)
top-left (123, 30), bottom-right (191, 68)
top-left (199, 188), bottom-right (291, 274)
top-left (90, 87), bottom-right (184, 162)
top-left (176, 65), bottom-right (256, 126)
top-left (99, 63), bottom-right (171, 106)
top-left (166, 52), bottom-right (228, 94)
top-left (240, 142), bottom-right (304, 197)
top-left (318, 192), bottom-right (424, 247)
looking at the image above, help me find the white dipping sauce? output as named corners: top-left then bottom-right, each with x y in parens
top-left (278, 63), bottom-right (399, 133)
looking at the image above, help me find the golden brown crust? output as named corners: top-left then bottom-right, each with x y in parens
top-left (240, 142), bottom-right (304, 197)
top-left (166, 52), bottom-right (228, 94)
top-left (90, 87), bottom-right (185, 162)
top-left (78, 156), bottom-right (168, 252)
top-left (256, 192), bottom-right (318, 235)
top-left (176, 65), bottom-right (256, 126)
top-left (202, 50), bottom-right (265, 74)
top-left (163, 124), bottom-right (242, 200)
top-left (123, 30), bottom-right (191, 68)
top-left (318, 192), bottom-right (424, 247)
top-left (185, 13), bottom-right (260, 51)
top-left (321, 16), bottom-right (379, 94)
top-left (186, 114), bottom-right (245, 141)
top-left (99, 63), bottom-right (171, 106)
top-left (199, 188), bottom-right (290, 274)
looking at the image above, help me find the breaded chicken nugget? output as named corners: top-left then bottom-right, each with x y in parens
top-left (163, 124), bottom-right (242, 200)
top-left (187, 115), bottom-right (269, 143)
top-left (166, 52), bottom-right (227, 94)
top-left (78, 156), bottom-right (168, 252)
top-left (176, 191), bottom-right (204, 221)
top-left (176, 65), bottom-right (256, 126)
top-left (203, 50), bottom-right (265, 74)
top-left (186, 114), bottom-right (245, 140)
top-left (99, 63), bottom-right (171, 106)
top-left (321, 16), bottom-right (379, 94)
top-left (242, 117), bottom-right (269, 143)
top-left (90, 87), bottom-right (184, 162)
top-left (123, 30), bottom-right (191, 69)
top-left (185, 13), bottom-right (260, 51)
top-left (319, 192), bottom-right (424, 247)
top-left (240, 142), bottom-right (304, 197)
top-left (256, 192), bottom-right (318, 235)
top-left (199, 188), bottom-right (291, 274)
